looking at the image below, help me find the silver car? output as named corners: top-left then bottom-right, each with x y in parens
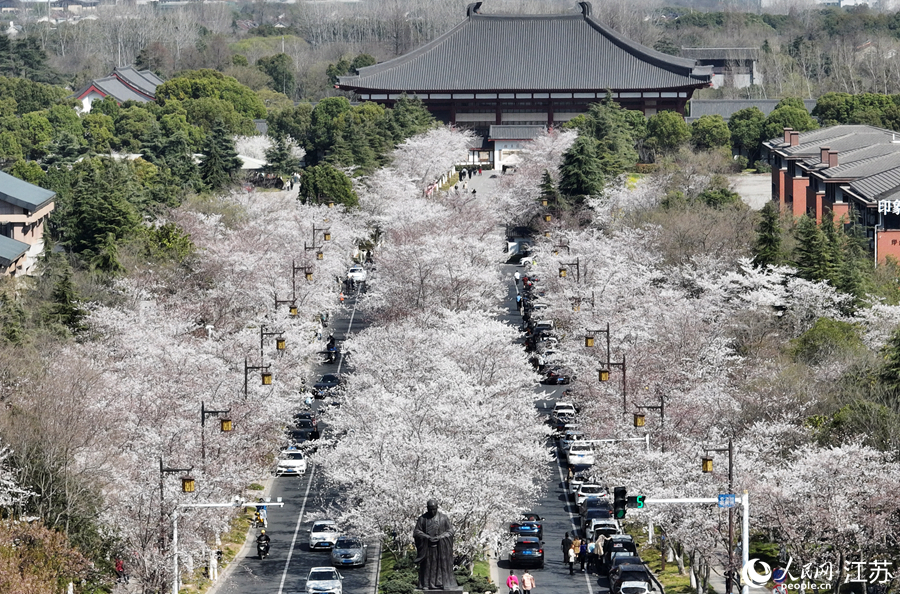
top-left (330, 536), bottom-right (368, 567)
top-left (305, 566), bottom-right (343, 594)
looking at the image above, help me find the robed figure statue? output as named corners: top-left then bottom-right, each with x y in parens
top-left (413, 500), bottom-right (457, 590)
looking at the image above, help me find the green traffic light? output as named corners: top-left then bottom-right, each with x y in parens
top-left (615, 509), bottom-right (626, 519)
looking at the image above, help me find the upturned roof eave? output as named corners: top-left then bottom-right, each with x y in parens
top-left (336, 82), bottom-right (710, 94)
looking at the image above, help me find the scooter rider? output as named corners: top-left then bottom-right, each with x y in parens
top-left (257, 529), bottom-right (271, 558)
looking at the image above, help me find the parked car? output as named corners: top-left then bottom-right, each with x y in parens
top-left (275, 448), bottom-right (307, 476)
top-left (610, 564), bottom-right (652, 594)
top-left (509, 513), bottom-right (543, 539)
top-left (330, 536), bottom-right (368, 567)
top-left (568, 473), bottom-right (589, 496)
top-left (305, 566), bottom-right (343, 594)
top-left (618, 580), bottom-right (652, 594)
top-left (576, 483), bottom-right (607, 506)
top-left (309, 520), bottom-right (340, 550)
top-left (509, 536), bottom-right (544, 569)
top-left (542, 368), bottom-right (573, 385)
top-left (552, 402), bottom-right (577, 417)
top-left (347, 265), bottom-right (368, 282)
top-left (566, 442), bottom-right (595, 467)
top-left (602, 536), bottom-right (638, 571)
top-left (313, 374), bottom-right (341, 398)
top-left (579, 495), bottom-right (611, 516)
top-left (582, 507), bottom-right (614, 532)
top-left (608, 555), bottom-right (644, 577)
top-left (590, 520), bottom-right (621, 541)
top-left (560, 430), bottom-right (585, 450)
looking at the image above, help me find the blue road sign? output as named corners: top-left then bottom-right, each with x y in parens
top-left (718, 494), bottom-right (736, 508)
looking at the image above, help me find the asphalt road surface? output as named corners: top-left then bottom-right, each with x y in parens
top-left (214, 281), bottom-right (379, 594)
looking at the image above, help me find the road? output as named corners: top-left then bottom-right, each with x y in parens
top-left (497, 262), bottom-right (613, 594)
top-left (214, 282), bottom-right (379, 594)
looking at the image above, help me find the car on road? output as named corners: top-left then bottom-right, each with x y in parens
top-left (568, 473), bottom-right (588, 496)
top-left (275, 448), bottom-right (307, 476)
top-left (509, 513), bottom-right (543, 539)
top-left (610, 564), bottom-right (652, 594)
top-left (347, 265), bottom-right (368, 283)
top-left (602, 536), bottom-right (638, 571)
top-left (293, 418), bottom-right (320, 439)
top-left (608, 555), bottom-right (644, 577)
top-left (590, 520), bottom-right (621, 541)
top-left (330, 536), bottom-right (368, 567)
top-left (579, 495), bottom-right (610, 515)
top-left (582, 507), bottom-right (614, 532)
top-left (305, 566), bottom-right (343, 594)
top-left (566, 442), bottom-right (595, 467)
top-left (294, 410), bottom-right (318, 426)
top-left (313, 374), bottom-right (341, 398)
top-left (560, 430), bottom-right (585, 450)
top-left (618, 580), bottom-right (652, 594)
top-left (309, 520), bottom-right (340, 550)
top-left (576, 483), bottom-right (607, 505)
top-left (508, 536), bottom-right (544, 569)
top-left (552, 402), bottom-right (577, 417)
top-left (542, 367), bottom-right (573, 385)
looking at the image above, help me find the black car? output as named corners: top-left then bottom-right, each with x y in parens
top-left (602, 538), bottom-right (638, 571)
top-left (313, 374), bottom-right (341, 398)
top-left (293, 418), bottom-right (320, 439)
top-left (610, 563), bottom-right (651, 593)
top-left (542, 368), bottom-right (573, 385)
top-left (509, 513), bottom-right (543, 539)
top-left (608, 555), bottom-right (644, 577)
top-left (581, 507), bottom-right (613, 532)
top-left (294, 411), bottom-right (317, 425)
top-left (509, 537), bottom-right (544, 569)
top-left (579, 496), bottom-right (611, 516)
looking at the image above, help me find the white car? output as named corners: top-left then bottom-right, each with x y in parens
top-left (309, 520), bottom-right (340, 550)
top-left (275, 449), bottom-right (307, 476)
top-left (576, 483), bottom-right (607, 506)
top-left (560, 430), bottom-right (584, 450)
top-left (566, 442), bottom-right (595, 466)
top-left (347, 265), bottom-right (367, 282)
top-left (305, 566), bottom-right (343, 594)
top-left (618, 580), bottom-right (651, 594)
top-left (553, 402), bottom-right (577, 417)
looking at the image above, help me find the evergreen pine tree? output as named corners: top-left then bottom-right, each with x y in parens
top-left (48, 266), bottom-right (87, 335)
top-left (820, 209), bottom-right (843, 285)
top-left (90, 232), bottom-right (126, 276)
top-left (264, 136), bottom-right (300, 177)
top-left (0, 291), bottom-right (26, 345)
top-left (559, 136), bottom-right (604, 199)
top-left (878, 326), bottom-right (900, 395)
top-left (199, 122), bottom-right (241, 191)
top-left (539, 170), bottom-right (559, 205)
top-left (753, 201), bottom-right (783, 267)
top-left (67, 160), bottom-right (140, 255)
top-left (793, 214), bottom-right (832, 282)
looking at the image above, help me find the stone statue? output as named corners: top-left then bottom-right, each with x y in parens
top-left (413, 500), bottom-right (457, 590)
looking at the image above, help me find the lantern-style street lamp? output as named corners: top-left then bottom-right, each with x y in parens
top-left (244, 357), bottom-right (273, 398)
top-left (201, 401), bottom-right (232, 468)
top-left (702, 438), bottom-right (736, 594)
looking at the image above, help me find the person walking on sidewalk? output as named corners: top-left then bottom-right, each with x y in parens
top-left (506, 570), bottom-right (520, 594)
top-left (522, 570), bottom-right (535, 594)
top-left (561, 532), bottom-right (573, 564)
top-left (567, 544), bottom-right (576, 575)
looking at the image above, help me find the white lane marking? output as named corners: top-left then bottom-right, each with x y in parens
top-left (277, 465), bottom-right (317, 594)
top-left (554, 427), bottom-right (595, 594)
top-left (336, 284), bottom-right (361, 375)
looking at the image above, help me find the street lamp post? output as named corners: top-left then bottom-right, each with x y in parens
top-left (244, 357), bottom-right (272, 398)
top-left (200, 401), bottom-right (232, 469)
top-left (259, 324), bottom-right (286, 361)
top-left (559, 257), bottom-right (580, 282)
top-left (159, 457), bottom-right (193, 543)
top-left (634, 391), bottom-right (665, 450)
top-left (702, 438), bottom-right (735, 594)
top-left (586, 324), bottom-right (627, 415)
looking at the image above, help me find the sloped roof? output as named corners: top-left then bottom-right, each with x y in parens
top-left (681, 48), bottom-right (759, 61)
top-left (338, 2), bottom-right (710, 93)
top-left (0, 234), bottom-right (29, 268)
top-left (489, 125), bottom-right (546, 140)
top-left (848, 166), bottom-right (900, 201)
top-left (819, 152), bottom-right (900, 180)
top-left (112, 66), bottom-right (162, 98)
top-left (801, 141), bottom-right (900, 170)
top-left (766, 125), bottom-right (895, 157)
top-left (76, 76), bottom-right (151, 104)
top-left (0, 171), bottom-right (55, 212)
top-left (687, 99), bottom-right (816, 122)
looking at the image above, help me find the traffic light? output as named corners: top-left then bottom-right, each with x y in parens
top-left (626, 495), bottom-right (645, 509)
top-left (614, 486), bottom-right (627, 519)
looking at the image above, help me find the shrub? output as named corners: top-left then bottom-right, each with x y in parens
top-left (754, 160), bottom-right (772, 173)
top-left (734, 155), bottom-right (749, 171)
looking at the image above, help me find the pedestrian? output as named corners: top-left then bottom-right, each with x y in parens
top-left (522, 570), bottom-right (535, 594)
top-left (472, 189), bottom-right (477, 196)
top-left (561, 532), bottom-right (573, 564)
top-left (514, 271), bottom-right (521, 284)
top-left (115, 557), bottom-right (127, 583)
top-left (463, 181), bottom-right (468, 190)
top-left (479, 167), bottom-right (482, 175)
top-left (506, 570), bottom-right (520, 594)
top-left (259, 505), bottom-right (268, 528)
top-left (567, 544), bottom-right (576, 575)
top-left (587, 540), bottom-right (597, 573)
top-left (455, 184), bottom-right (458, 191)
top-left (339, 292), bottom-right (345, 303)
top-left (579, 540), bottom-right (588, 572)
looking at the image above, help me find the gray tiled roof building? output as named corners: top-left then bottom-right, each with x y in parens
top-left (337, 2), bottom-right (711, 132)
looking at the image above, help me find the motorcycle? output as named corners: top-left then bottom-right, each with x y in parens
top-left (257, 540), bottom-right (270, 560)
